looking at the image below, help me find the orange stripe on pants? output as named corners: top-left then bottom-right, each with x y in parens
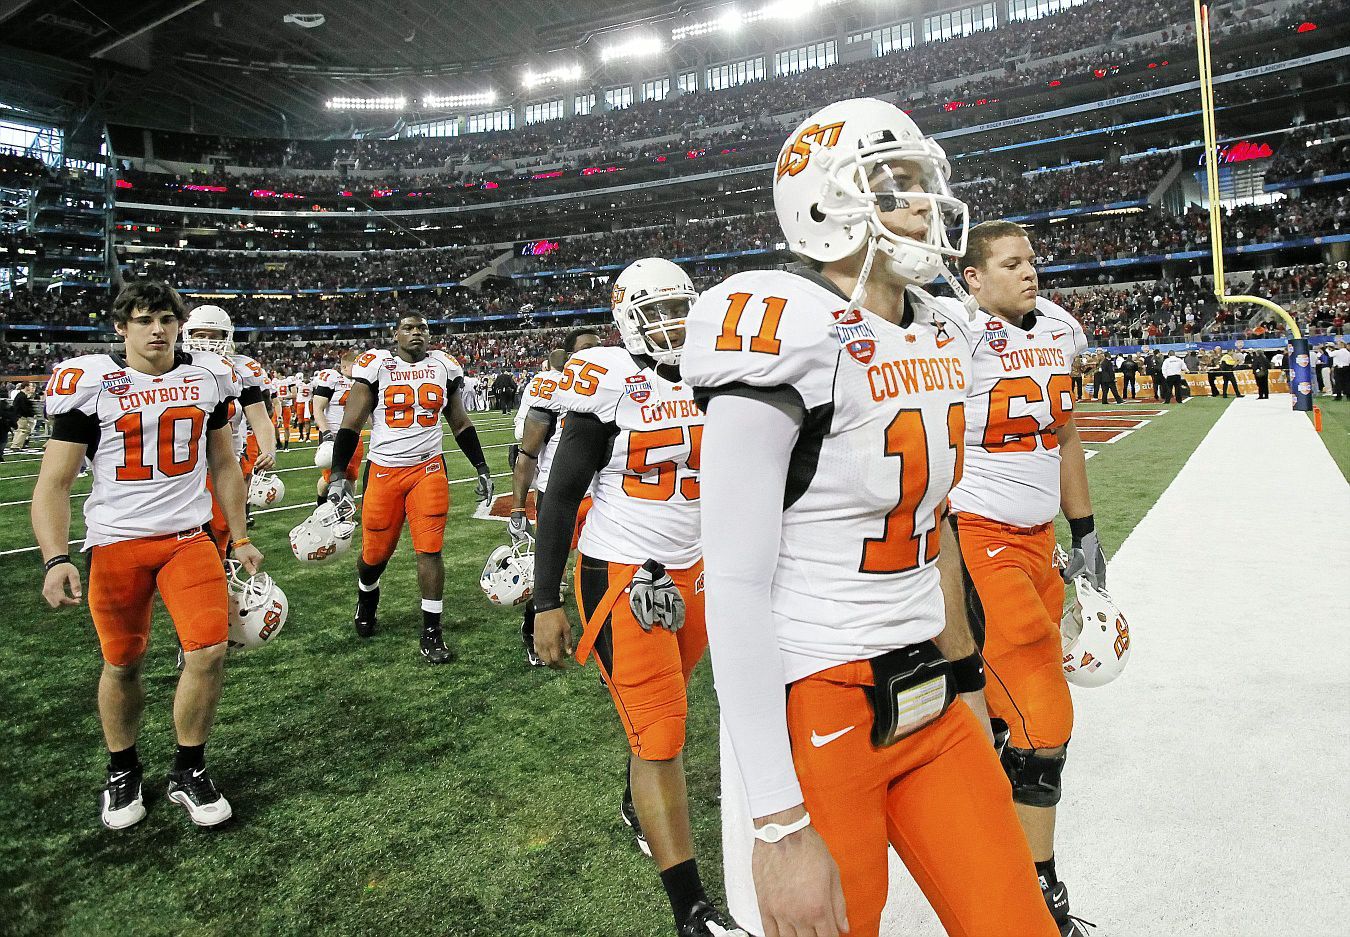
top-left (786, 661), bottom-right (1057, 937)
top-left (956, 514), bottom-right (1072, 750)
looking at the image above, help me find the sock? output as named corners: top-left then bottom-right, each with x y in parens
top-left (108, 745), bottom-right (139, 772)
top-left (659, 858), bottom-right (709, 924)
top-left (316, 493), bottom-right (327, 506)
top-left (422, 598), bottom-right (443, 633)
top-left (1036, 856), bottom-right (1058, 893)
top-left (357, 578), bottom-right (380, 618)
top-left (173, 743), bottom-right (206, 773)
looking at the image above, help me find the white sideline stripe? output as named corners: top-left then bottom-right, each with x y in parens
top-left (0, 441), bottom-right (518, 495)
top-left (878, 398), bottom-right (1350, 937)
top-left (0, 470), bottom-right (513, 556)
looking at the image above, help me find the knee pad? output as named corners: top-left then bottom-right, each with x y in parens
top-left (1001, 744), bottom-right (1067, 807)
top-left (630, 714), bottom-right (686, 762)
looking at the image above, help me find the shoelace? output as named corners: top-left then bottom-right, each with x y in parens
top-left (177, 771), bottom-right (219, 803)
top-left (106, 771), bottom-right (140, 807)
top-left (1066, 912), bottom-right (1097, 934)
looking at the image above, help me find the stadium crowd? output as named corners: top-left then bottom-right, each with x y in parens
top-left (122, 247), bottom-right (492, 291)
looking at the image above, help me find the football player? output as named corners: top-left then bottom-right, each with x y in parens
top-left (683, 99), bottom-right (1057, 937)
top-left (313, 351), bottom-right (361, 506)
top-left (532, 260), bottom-right (740, 937)
top-left (945, 220), bottom-right (1098, 936)
top-left (324, 314), bottom-right (494, 664)
top-left (276, 372), bottom-right (297, 450)
top-left (294, 371), bottom-right (314, 442)
top-left (510, 328), bottom-right (602, 666)
top-left (181, 305), bottom-right (277, 558)
top-left (31, 281), bottom-right (264, 830)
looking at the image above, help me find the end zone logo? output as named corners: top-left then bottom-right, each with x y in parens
top-left (624, 374), bottom-right (653, 403)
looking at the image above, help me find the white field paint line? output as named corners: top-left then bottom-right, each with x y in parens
top-left (0, 470), bottom-right (513, 556)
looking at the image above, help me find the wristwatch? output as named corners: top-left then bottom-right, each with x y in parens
top-left (752, 812), bottom-right (811, 844)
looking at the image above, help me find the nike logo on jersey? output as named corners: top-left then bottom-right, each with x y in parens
top-left (1051, 331), bottom-right (1067, 340)
top-left (986, 546), bottom-right (1008, 557)
top-left (936, 336), bottom-right (955, 348)
top-left (810, 725), bottom-right (856, 748)
top-left (376, 471), bottom-right (390, 479)
top-left (182, 376), bottom-right (205, 385)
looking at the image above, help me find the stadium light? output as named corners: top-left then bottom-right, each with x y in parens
top-left (324, 96), bottom-right (407, 111)
top-left (672, 0), bottom-right (843, 41)
top-left (422, 91), bottom-right (497, 109)
top-left (522, 63), bottom-right (584, 89)
top-left (600, 35), bottom-right (664, 63)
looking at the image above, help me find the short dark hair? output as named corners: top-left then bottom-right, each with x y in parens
top-left (564, 327), bottom-right (601, 354)
top-left (111, 281), bottom-right (187, 326)
top-left (396, 313), bottom-right (429, 326)
top-left (962, 220), bottom-right (1032, 273)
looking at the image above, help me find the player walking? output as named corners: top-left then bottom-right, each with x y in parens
top-left (945, 220), bottom-right (1099, 936)
top-left (31, 281), bottom-right (264, 830)
top-left (181, 304), bottom-right (277, 556)
top-left (509, 328), bottom-right (602, 666)
top-left (294, 372), bottom-right (314, 442)
top-left (312, 351), bottom-right (360, 506)
top-left (532, 260), bottom-right (741, 937)
top-left (324, 314), bottom-right (494, 663)
top-left (684, 99), bottom-right (1057, 937)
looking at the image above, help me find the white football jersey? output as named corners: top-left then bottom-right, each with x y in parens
top-left (552, 346), bottom-right (701, 569)
top-left (515, 367), bottom-right (565, 492)
top-left (312, 368), bottom-right (355, 430)
top-left (228, 353), bottom-right (269, 456)
top-left (682, 269), bottom-right (973, 681)
top-left (352, 348), bottom-right (462, 467)
top-left (45, 351), bottom-right (241, 548)
top-left (277, 377), bottom-right (296, 403)
top-left (295, 378), bottom-right (313, 410)
top-left (946, 296), bottom-right (1088, 528)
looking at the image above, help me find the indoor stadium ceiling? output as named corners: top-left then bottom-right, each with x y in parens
top-left (0, 0), bottom-right (773, 140)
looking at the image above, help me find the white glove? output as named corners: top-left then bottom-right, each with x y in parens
top-left (1063, 529), bottom-right (1107, 590)
top-left (628, 560), bottom-right (685, 634)
top-left (508, 511), bottom-right (533, 544)
top-left (475, 467), bottom-right (494, 503)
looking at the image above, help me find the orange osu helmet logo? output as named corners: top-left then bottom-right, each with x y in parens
top-left (776, 121), bottom-right (846, 180)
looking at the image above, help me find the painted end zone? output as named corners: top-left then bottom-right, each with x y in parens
top-left (1076, 408), bottom-right (1166, 444)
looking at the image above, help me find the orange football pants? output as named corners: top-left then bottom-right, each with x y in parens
top-left (242, 434), bottom-right (260, 476)
top-left (360, 456), bottom-right (449, 564)
top-left (88, 530), bottom-right (229, 666)
top-left (787, 663), bottom-right (1058, 937)
top-left (278, 404), bottom-right (294, 428)
top-left (956, 514), bottom-right (1073, 750)
top-left (574, 555), bottom-right (707, 761)
top-left (322, 436), bottom-right (364, 484)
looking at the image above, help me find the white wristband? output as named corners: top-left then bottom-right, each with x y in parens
top-left (753, 812), bottom-right (812, 844)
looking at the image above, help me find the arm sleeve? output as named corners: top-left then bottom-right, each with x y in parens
top-left (532, 412), bottom-right (614, 612)
top-left (700, 391), bottom-right (807, 817)
top-left (454, 425), bottom-right (488, 471)
top-left (239, 384), bottom-right (265, 407)
top-left (207, 399), bottom-right (233, 431)
top-left (49, 410), bottom-right (99, 445)
top-left (313, 386), bottom-right (335, 401)
top-left (329, 426), bottom-right (360, 477)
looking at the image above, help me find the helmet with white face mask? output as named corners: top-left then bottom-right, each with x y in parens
top-left (773, 97), bottom-right (969, 296)
top-left (182, 304), bottom-right (236, 356)
top-left (611, 258), bottom-right (698, 367)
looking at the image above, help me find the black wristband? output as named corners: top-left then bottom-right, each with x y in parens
top-left (531, 597), bottom-right (564, 614)
top-left (950, 653), bottom-right (986, 693)
top-left (1068, 514), bottom-right (1095, 544)
top-left (455, 425), bottom-right (487, 469)
top-left (44, 554), bottom-right (73, 573)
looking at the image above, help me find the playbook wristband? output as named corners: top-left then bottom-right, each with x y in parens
top-left (1068, 514), bottom-right (1095, 546)
top-left (454, 426), bottom-right (487, 469)
top-left (44, 554), bottom-right (74, 573)
top-left (950, 653), bottom-right (986, 693)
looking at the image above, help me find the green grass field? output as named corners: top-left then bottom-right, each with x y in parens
top-left (0, 399), bottom-right (1231, 937)
top-left (1310, 401), bottom-right (1350, 481)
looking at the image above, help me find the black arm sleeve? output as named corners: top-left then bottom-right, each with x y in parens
top-left (239, 385), bottom-right (265, 407)
top-left (329, 426), bottom-right (360, 478)
top-left (532, 412), bottom-right (616, 612)
top-left (207, 398), bottom-right (233, 431)
top-left (50, 410), bottom-right (99, 446)
top-left (454, 425), bottom-right (488, 472)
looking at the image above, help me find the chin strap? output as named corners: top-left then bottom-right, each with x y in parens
top-left (939, 265), bottom-right (981, 321)
top-left (841, 236), bottom-right (880, 321)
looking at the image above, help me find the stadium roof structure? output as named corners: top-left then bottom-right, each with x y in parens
top-left (0, 0), bottom-right (876, 139)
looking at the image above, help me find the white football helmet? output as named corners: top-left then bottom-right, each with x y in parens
top-left (182, 304), bottom-right (236, 355)
top-left (480, 540), bottom-right (534, 607)
top-left (611, 258), bottom-right (697, 367)
top-left (289, 497), bottom-right (356, 564)
top-left (1060, 574), bottom-right (1131, 688)
top-left (247, 471), bottom-right (286, 508)
top-left (225, 559), bottom-right (288, 651)
top-left (314, 440), bottom-right (334, 469)
top-left (773, 97), bottom-right (969, 290)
